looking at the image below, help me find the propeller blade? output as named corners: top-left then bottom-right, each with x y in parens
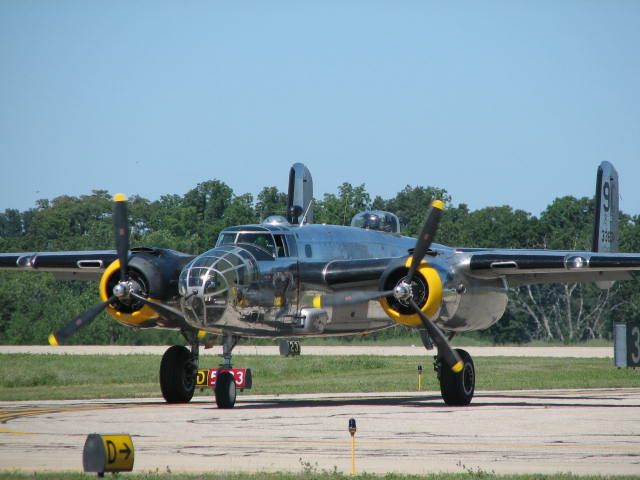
top-left (48, 296), bottom-right (116, 346)
top-left (129, 291), bottom-right (186, 323)
top-left (113, 193), bottom-right (129, 282)
top-left (312, 289), bottom-right (395, 308)
top-left (408, 298), bottom-right (462, 373)
top-left (405, 200), bottom-right (444, 284)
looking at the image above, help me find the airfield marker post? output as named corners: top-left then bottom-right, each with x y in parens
top-left (348, 418), bottom-right (357, 475)
top-left (417, 364), bottom-right (423, 390)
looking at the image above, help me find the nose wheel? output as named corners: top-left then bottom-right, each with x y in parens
top-left (215, 371), bottom-right (237, 409)
top-left (213, 333), bottom-right (240, 409)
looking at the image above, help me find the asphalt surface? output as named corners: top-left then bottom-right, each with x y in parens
top-left (1, 388), bottom-right (639, 475)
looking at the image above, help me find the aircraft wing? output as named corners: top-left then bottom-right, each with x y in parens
top-left (0, 250), bottom-right (117, 280)
top-left (462, 249), bottom-right (640, 287)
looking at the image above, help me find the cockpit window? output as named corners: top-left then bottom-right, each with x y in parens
top-left (236, 233), bottom-right (276, 256)
top-left (216, 230), bottom-right (295, 258)
top-left (219, 233), bottom-right (237, 245)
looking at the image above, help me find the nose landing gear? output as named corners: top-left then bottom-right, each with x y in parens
top-left (214, 334), bottom-right (240, 409)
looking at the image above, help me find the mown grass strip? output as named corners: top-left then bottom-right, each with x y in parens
top-left (0, 354), bottom-right (637, 402)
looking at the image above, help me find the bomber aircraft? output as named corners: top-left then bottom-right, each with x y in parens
top-left (1, 162), bottom-right (639, 408)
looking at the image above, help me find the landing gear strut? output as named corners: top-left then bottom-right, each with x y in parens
top-left (215, 333), bottom-right (239, 409)
top-left (160, 329), bottom-right (199, 403)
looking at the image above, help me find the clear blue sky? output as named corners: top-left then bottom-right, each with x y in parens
top-left (1, 1), bottom-right (639, 216)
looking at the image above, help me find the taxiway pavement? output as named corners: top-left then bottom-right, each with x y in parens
top-left (1, 388), bottom-right (638, 475)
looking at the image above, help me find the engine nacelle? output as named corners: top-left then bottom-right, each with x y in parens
top-left (378, 258), bottom-right (444, 327)
top-left (99, 248), bottom-right (192, 328)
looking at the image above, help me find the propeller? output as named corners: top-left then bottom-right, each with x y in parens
top-left (403, 200), bottom-right (463, 372)
top-left (113, 193), bottom-right (129, 282)
top-left (312, 200), bottom-right (463, 373)
top-left (129, 291), bottom-right (186, 324)
top-left (48, 296), bottom-right (116, 346)
top-left (48, 193), bottom-right (186, 345)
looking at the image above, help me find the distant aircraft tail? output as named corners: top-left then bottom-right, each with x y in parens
top-left (592, 161), bottom-right (619, 253)
top-left (592, 161), bottom-right (619, 289)
top-left (287, 163), bottom-right (314, 224)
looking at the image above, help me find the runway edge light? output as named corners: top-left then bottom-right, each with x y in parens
top-left (83, 433), bottom-right (134, 476)
top-left (348, 418), bottom-right (357, 475)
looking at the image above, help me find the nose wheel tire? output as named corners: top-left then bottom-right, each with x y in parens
top-left (215, 371), bottom-right (237, 409)
top-left (160, 345), bottom-right (196, 403)
top-left (438, 348), bottom-right (475, 406)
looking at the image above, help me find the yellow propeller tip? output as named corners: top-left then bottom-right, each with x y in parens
top-left (312, 295), bottom-right (322, 309)
top-left (48, 334), bottom-right (59, 346)
top-left (432, 200), bottom-right (445, 210)
top-left (197, 329), bottom-right (207, 340)
top-left (451, 360), bottom-right (464, 373)
top-left (114, 193), bottom-right (127, 202)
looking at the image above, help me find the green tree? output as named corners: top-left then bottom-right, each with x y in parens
top-left (315, 183), bottom-right (371, 225)
top-left (256, 187), bottom-right (287, 220)
top-left (382, 186), bottom-right (450, 236)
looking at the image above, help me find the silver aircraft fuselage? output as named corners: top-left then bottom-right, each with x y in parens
top-left (177, 222), bottom-right (508, 338)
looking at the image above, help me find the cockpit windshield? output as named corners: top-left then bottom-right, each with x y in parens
top-left (217, 230), bottom-right (291, 258)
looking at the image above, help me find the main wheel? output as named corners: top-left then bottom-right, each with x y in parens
top-left (215, 371), bottom-right (237, 409)
top-left (160, 345), bottom-right (196, 403)
top-left (438, 348), bottom-right (475, 406)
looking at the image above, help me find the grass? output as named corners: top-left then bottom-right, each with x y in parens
top-left (263, 334), bottom-right (614, 347)
top-left (0, 472), bottom-right (638, 480)
top-left (0, 354), bottom-right (637, 401)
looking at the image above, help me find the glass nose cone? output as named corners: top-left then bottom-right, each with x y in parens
top-left (178, 245), bottom-right (258, 327)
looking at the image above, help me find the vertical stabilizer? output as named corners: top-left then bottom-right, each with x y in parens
top-left (287, 163), bottom-right (314, 224)
top-left (592, 161), bottom-right (619, 253)
top-left (592, 161), bottom-right (619, 289)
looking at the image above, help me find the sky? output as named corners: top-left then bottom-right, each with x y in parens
top-left (1, 1), bottom-right (639, 217)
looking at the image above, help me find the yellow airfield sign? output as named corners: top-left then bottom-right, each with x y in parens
top-left (83, 433), bottom-right (134, 473)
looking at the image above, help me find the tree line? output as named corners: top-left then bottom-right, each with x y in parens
top-left (1, 179), bottom-right (639, 345)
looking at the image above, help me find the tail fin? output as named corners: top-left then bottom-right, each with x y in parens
top-left (592, 161), bottom-right (619, 289)
top-left (592, 161), bottom-right (619, 253)
top-left (287, 163), bottom-right (314, 224)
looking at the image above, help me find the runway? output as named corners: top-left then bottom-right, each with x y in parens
top-left (1, 388), bottom-right (639, 475)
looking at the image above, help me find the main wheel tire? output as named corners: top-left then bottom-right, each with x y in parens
top-left (438, 348), bottom-right (475, 406)
top-left (160, 345), bottom-right (196, 403)
top-left (215, 371), bottom-right (237, 409)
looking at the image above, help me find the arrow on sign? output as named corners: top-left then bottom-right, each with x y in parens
top-left (119, 443), bottom-right (132, 460)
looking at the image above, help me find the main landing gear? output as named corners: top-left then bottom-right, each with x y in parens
top-left (160, 330), bottom-right (198, 403)
top-left (159, 331), bottom-right (242, 409)
top-left (420, 329), bottom-right (475, 406)
top-left (436, 348), bottom-right (475, 406)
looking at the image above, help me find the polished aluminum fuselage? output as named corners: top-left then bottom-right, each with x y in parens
top-left (178, 223), bottom-right (509, 338)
